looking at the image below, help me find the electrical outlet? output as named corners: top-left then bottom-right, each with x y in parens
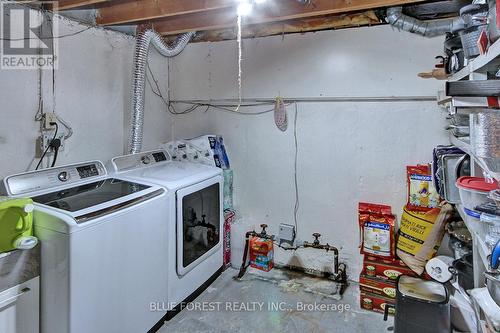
top-left (44, 113), bottom-right (57, 129)
top-left (35, 132), bottom-right (65, 158)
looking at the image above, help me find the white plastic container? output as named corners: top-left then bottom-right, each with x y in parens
top-left (463, 207), bottom-right (482, 236)
top-left (456, 177), bottom-right (498, 211)
top-left (457, 186), bottom-right (491, 210)
top-left (481, 213), bottom-right (500, 248)
top-left (490, 189), bottom-right (500, 208)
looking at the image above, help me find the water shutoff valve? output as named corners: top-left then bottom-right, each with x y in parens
top-left (312, 233), bottom-right (321, 245)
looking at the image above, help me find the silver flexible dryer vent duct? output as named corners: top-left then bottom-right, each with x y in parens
top-left (128, 29), bottom-right (195, 154)
top-left (386, 7), bottom-right (463, 37)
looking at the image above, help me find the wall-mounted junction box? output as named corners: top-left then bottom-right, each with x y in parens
top-left (278, 223), bottom-right (296, 247)
top-left (44, 113), bottom-right (57, 129)
top-left (35, 132), bottom-right (65, 158)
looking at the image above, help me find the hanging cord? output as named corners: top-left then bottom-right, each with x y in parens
top-left (235, 14), bottom-right (242, 111)
top-left (163, 16), bottom-right (245, 114)
top-left (153, 15), bottom-right (264, 115)
top-left (293, 103), bottom-right (299, 235)
top-left (34, 62), bottom-right (44, 122)
top-left (0, 26), bottom-right (92, 41)
top-left (35, 122), bottom-right (58, 170)
top-left (42, 12), bottom-right (57, 114)
top-left (51, 142), bottom-right (60, 167)
top-left (146, 62), bottom-right (286, 115)
top-left (55, 114), bottom-right (73, 139)
top-left (35, 11), bottom-right (46, 122)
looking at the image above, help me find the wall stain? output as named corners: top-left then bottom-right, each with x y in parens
top-left (242, 267), bottom-right (343, 300)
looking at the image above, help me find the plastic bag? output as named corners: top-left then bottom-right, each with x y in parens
top-left (397, 204), bottom-right (453, 275)
top-left (407, 165), bottom-right (440, 211)
top-left (359, 202), bottom-right (396, 260)
top-left (274, 97), bottom-right (287, 131)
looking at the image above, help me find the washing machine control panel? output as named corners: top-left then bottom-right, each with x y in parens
top-left (152, 152), bottom-right (167, 162)
top-left (3, 161), bottom-right (107, 196)
top-left (76, 164), bottom-right (100, 178)
top-left (112, 149), bottom-right (171, 172)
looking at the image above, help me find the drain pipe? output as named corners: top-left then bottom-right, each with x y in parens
top-left (128, 29), bottom-right (195, 154)
top-left (386, 7), bottom-right (463, 37)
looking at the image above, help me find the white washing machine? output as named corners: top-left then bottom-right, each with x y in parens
top-left (109, 149), bottom-right (223, 311)
top-left (1, 161), bottom-right (170, 333)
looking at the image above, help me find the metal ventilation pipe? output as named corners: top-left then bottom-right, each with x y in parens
top-left (386, 7), bottom-right (463, 37)
top-left (128, 29), bottom-right (195, 154)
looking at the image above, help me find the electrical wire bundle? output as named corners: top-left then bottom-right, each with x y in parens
top-left (146, 63), bottom-right (283, 116)
top-left (31, 12), bottom-right (73, 171)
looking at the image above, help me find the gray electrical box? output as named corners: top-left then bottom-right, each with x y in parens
top-left (278, 223), bottom-right (295, 246)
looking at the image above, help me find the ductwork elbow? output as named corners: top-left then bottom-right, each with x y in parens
top-left (386, 7), bottom-right (463, 37)
top-left (128, 29), bottom-right (195, 154)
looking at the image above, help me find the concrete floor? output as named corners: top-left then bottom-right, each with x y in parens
top-left (159, 267), bottom-right (394, 333)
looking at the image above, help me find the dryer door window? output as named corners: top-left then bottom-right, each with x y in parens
top-left (176, 177), bottom-right (222, 276)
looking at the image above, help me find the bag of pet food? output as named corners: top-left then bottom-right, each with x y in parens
top-left (407, 165), bottom-right (440, 211)
top-left (359, 203), bottom-right (396, 260)
top-left (397, 204), bottom-right (453, 275)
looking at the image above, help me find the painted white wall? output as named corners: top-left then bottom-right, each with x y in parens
top-left (169, 25), bottom-right (449, 278)
top-left (0, 11), bottom-right (173, 180)
top-left (0, 7), bottom-right (223, 184)
top-left (0, 9), bottom-right (449, 281)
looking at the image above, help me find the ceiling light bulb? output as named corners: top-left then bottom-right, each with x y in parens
top-left (237, 1), bottom-right (253, 16)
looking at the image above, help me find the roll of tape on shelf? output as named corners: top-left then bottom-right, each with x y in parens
top-left (426, 255), bottom-right (454, 282)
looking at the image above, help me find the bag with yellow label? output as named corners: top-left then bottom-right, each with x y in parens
top-left (406, 165), bottom-right (440, 211)
top-left (396, 203), bottom-right (453, 275)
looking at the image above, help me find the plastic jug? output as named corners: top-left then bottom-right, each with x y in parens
top-left (0, 197), bottom-right (37, 253)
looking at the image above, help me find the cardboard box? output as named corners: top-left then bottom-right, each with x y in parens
top-left (359, 274), bottom-right (397, 299)
top-left (362, 255), bottom-right (418, 281)
top-left (360, 290), bottom-right (395, 315)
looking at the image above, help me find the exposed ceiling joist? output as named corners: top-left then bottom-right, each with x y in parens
top-left (187, 10), bottom-right (381, 43)
top-left (96, 0), bottom-right (235, 26)
top-left (58, 0), bottom-right (433, 41)
top-left (148, 0), bottom-right (426, 35)
top-left (55, 0), bottom-right (110, 10)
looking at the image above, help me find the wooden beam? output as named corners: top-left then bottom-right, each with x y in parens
top-left (96, 0), bottom-right (235, 26)
top-left (151, 0), bottom-right (426, 35)
top-left (56, 0), bottom-right (111, 10)
top-left (183, 11), bottom-right (381, 43)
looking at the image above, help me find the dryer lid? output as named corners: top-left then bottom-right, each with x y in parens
top-left (111, 149), bottom-right (221, 189)
top-left (138, 162), bottom-right (220, 181)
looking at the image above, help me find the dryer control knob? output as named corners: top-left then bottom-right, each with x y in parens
top-left (141, 156), bottom-right (151, 165)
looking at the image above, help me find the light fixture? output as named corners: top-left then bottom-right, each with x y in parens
top-left (255, 0), bottom-right (267, 3)
top-left (237, 1), bottom-right (253, 16)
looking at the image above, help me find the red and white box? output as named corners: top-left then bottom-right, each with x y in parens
top-left (359, 273), bottom-right (397, 299)
top-left (362, 255), bottom-right (418, 281)
top-left (360, 290), bottom-right (395, 315)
